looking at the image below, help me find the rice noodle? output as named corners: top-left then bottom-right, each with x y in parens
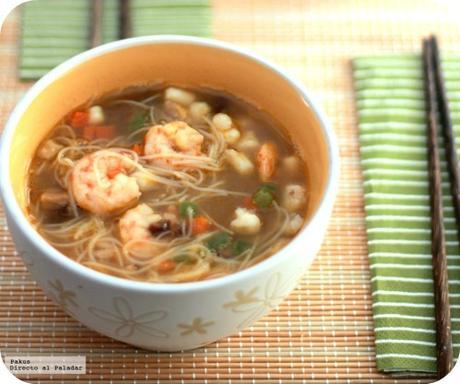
top-left (27, 87), bottom-right (306, 284)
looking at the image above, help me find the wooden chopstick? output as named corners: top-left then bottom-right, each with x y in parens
top-left (422, 36), bottom-right (454, 379)
top-left (90, 0), bottom-right (130, 46)
top-left (431, 35), bottom-right (460, 239)
top-left (89, 0), bottom-right (103, 48)
top-left (118, 0), bottom-right (131, 39)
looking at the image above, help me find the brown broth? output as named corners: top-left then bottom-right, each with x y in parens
top-left (27, 85), bottom-right (309, 283)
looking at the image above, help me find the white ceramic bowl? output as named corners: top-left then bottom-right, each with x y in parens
top-left (0, 36), bottom-right (339, 351)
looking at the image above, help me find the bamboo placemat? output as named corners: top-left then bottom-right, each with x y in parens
top-left (1, 1), bottom-right (460, 382)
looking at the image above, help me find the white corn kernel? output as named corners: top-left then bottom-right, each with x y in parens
top-left (236, 131), bottom-right (260, 152)
top-left (165, 87), bottom-right (195, 106)
top-left (212, 113), bottom-right (232, 131)
top-left (89, 105), bottom-right (105, 124)
top-left (224, 128), bottom-right (241, 145)
top-left (189, 101), bottom-right (211, 119)
top-left (282, 184), bottom-right (307, 212)
top-left (132, 171), bottom-right (157, 192)
top-left (230, 207), bottom-right (261, 235)
top-left (224, 149), bottom-right (255, 176)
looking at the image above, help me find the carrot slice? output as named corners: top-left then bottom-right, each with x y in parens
top-left (81, 125), bottom-right (115, 140)
top-left (131, 143), bottom-right (144, 155)
top-left (69, 111), bottom-right (89, 128)
top-left (243, 196), bottom-right (257, 210)
top-left (191, 215), bottom-right (211, 235)
top-left (157, 260), bottom-right (176, 274)
top-left (95, 125), bottom-right (115, 139)
top-left (81, 126), bottom-right (94, 140)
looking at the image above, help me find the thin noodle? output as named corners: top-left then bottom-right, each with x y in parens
top-left (28, 88), bottom-right (305, 283)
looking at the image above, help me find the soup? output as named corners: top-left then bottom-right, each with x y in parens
top-left (27, 85), bottom-right (309, 283)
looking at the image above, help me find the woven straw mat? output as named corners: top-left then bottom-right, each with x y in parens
top-left (1, 1), bottom-right (460, 383)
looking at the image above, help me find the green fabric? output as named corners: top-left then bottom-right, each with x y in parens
top-left (353, 55), bottom-right (460, 373)
top-left (130, 0), bottom-right (211, 37)
top-left (20, 0), bottom-right (90, 80)
top-left (19, 0), bottom-right (211, 80)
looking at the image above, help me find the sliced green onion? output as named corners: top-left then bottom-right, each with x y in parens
top-left (232, 239), bottom-right (252, 256)
top-left (128, 111), bottom-right (148, 132)
top-left (252, 189), bottom-right (274, 208)
top-left (179, 201), bottom-right (199, 218)
top-left (252, 183), bottom-right (277, 208)
top-left (259, 182), bottom-right (277, 193)
top-left (206, 232), bottom-right (232, 252)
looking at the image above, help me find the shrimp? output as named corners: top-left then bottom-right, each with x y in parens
top-left (70, 150), bottom-right (140, 215)
top-left (119, 204), bottom-right (173, 260)
top-left (256, 142), bottom-right (278, 181)
top-left (144, 121), bottom-right (204, 167)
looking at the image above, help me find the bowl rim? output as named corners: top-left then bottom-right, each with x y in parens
top-left (0, 35), bottom-right (339, 293)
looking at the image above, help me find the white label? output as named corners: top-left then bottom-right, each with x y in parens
top-left (4, 355), bottom-right (85, 375)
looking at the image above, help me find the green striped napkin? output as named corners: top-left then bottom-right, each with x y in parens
top-left (19, 0), bottom-right (211, 80)
top-left (353, 55), bottom-right (460, 373)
